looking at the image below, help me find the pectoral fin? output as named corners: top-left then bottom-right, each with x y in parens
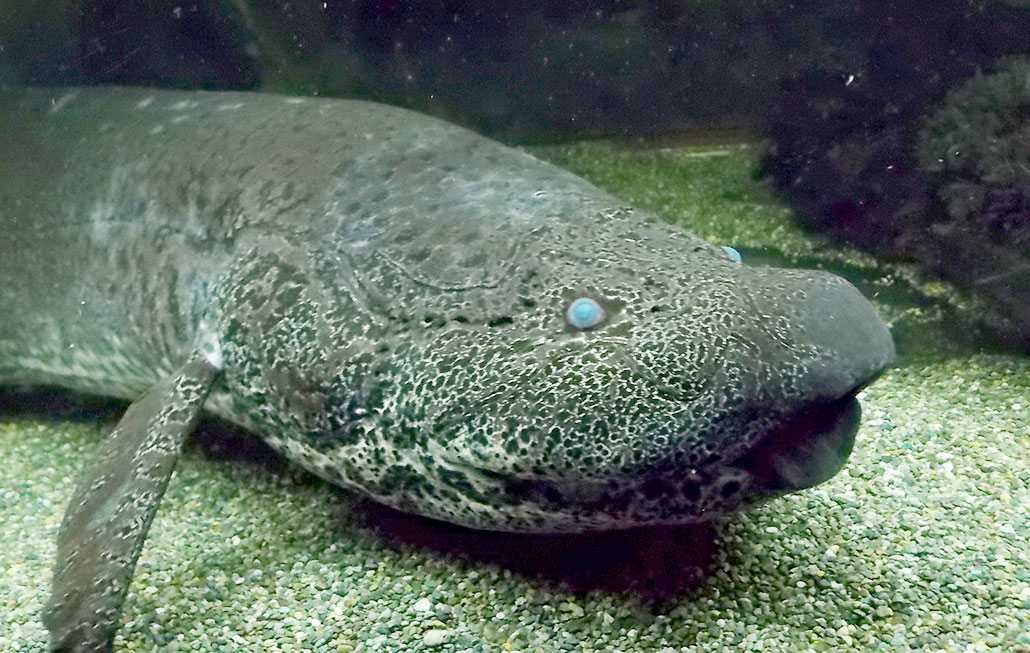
top-left (43, 354), bottom-right (220, 652)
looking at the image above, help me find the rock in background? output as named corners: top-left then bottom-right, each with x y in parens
top-left (763, 0), bottom-right (1030, 351)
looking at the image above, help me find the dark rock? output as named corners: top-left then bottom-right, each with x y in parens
top-left (763, 1), bottom-right (1030, 351)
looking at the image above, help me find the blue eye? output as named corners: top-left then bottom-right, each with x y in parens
top-left (566, 297), bottom-right (606, 330)
top-left (721, 245), bottom-right (742, 263)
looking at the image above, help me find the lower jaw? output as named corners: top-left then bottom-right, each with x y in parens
top-left (732, 393), bottom-right (862, 492)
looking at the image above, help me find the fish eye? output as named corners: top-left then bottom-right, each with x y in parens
top-left (721, 245), bottom-right (742, 263)
top-left (565, 297), bottom-right (606, 330)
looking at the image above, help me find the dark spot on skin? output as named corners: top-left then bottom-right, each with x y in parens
top-left (682, 480), bottom-right (702, 501)
top-left (379, 464), bottom-right (426, 494)
top-left (438, 468), bottom-right (478, 498)
top-left (641, 478), bottom-right (674, 500)
top-left (502, 479), bottom-right (563, 506)
top-left (606, 490), bottom-right (635, 513)
top-left (487, 316), bottom-right (514, 327)
top-left (720, 480), bottom-right (741, 498)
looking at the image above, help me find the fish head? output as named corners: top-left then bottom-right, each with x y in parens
top-left (217, 206), bottom-right (894, 533)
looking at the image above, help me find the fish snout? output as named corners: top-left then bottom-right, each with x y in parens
top-left (786, 270), bottom-right (896, 400)
top-left (731, 270), bottom-right (895, 492)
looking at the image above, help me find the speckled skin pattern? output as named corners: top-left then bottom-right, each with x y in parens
top-left (42, 355), bottom-right (216, 649)
top-left (0, 86), bottom-right (894, 533)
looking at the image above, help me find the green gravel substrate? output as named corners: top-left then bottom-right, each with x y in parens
top-left (3, 140), bottom-right (1029, 651)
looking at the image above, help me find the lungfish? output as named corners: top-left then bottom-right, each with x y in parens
top-left (0, 86), bottom-right (895, 650)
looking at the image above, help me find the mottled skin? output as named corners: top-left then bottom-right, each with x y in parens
top-left (0, 86), bottom-right (893, 650)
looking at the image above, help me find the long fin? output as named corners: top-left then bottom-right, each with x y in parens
top-left (43, 354), bottom-right (220, 652)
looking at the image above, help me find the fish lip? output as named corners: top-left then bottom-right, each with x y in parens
top-left (730, 388), bottom-right (866, 492)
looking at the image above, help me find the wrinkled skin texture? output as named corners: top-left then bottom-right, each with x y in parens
top-left (0, 87), bottom-right (894, 534)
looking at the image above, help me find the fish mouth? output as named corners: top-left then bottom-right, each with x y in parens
top-left (730, 391), bottom-right (863, 492)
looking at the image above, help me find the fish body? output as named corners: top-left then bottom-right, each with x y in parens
top-left (0, 86), bottom-right (894, 650)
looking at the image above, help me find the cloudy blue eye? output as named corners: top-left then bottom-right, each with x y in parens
top-left (721, 245), bottom-right (742, 263)
top-left (565, 297), bottom-right (606, 330)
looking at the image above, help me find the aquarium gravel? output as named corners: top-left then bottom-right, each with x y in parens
top-left (2, 141), bottom-right (1028, 652)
